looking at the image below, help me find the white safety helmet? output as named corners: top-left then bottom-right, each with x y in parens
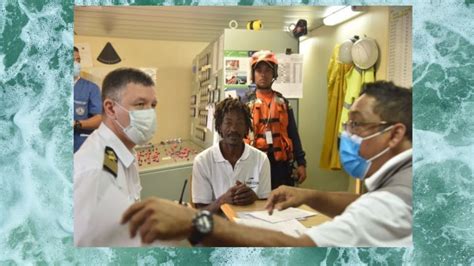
top-left (338, 39), bottom-right (353, 64)
top-left (351, 37), bottom-right (379, 70)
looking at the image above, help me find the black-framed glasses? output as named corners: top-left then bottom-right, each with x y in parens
top-left (342, 120), bottom-right (393, 134)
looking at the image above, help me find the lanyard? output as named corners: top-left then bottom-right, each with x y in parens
top-left (263, 95), bottom-right (276, 130)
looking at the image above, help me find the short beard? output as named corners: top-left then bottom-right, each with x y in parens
top-left (255, 81), bottom-right (273, 91)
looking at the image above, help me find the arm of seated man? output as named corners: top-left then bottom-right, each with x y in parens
top-left (122, 197), bottom-right (317, 247)
top-left (265, 185), bottom-right (360, 218)
top-left (194, 184), bottom-right (239, 213)
top-left (231, 180), bottom-right (258, 205)
top-left (202, 211), bottom-right (315, 247)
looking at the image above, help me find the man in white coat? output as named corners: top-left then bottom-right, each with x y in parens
top-left (74, 68), bottom-right (157, 246)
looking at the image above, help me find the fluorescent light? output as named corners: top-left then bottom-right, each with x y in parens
top-left (323, 6), bottom-right (346, 17)
top-left (323, 6), bottom-right (364, 26)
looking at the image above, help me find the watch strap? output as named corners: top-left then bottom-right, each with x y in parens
top-left (188, 210), bottom-right (213, 245)
top-left (74, 120), bottom-right (82, 129)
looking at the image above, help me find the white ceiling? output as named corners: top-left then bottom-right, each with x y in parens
top-left (74, 6), bottom-right (339, 43)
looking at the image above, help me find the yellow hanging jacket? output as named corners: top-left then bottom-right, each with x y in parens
top-left (319, 44), bottom-right (353, 170)
top-left (338, 66), bottom-right (375, 135)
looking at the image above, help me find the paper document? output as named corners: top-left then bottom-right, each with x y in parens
top-left (234, 218), bottom-right (307, 238)
top-left (246, 207), bottom-right (317, 224)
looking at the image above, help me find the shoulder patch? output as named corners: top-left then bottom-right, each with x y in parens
top-left (103, 146), bottom-right (118, 178)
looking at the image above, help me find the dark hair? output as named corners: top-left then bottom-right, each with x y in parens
top-left (360, 81), bottom-right (412, 141)
top-left (74, 46), bottom-right (79, 52)
top-left (214, 97), bottom-right (252, 136)
top-left (102, 68), bottom-right (155, 105)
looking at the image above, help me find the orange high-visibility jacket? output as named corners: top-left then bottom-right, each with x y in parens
top-left (246, 92), bottom-right (294, 162)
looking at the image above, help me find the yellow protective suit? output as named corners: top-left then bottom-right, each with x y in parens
top-left (338, 66), bottom-right (375, 135)
top-left (319, 44), bottom-right (353, 170)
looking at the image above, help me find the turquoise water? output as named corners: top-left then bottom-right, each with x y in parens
top-left (0, 0), bottom-right (473, 264)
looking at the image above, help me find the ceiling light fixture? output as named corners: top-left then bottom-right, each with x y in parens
top-left (323, 6), bottom-right (364, 26)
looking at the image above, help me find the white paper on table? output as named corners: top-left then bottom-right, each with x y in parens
top-left (86, 184), bottom-right (182, 247)
top-left (236, 211), bottom-right (253, 219)
top-left (246, 207), bottom-right (317, 224)
top-left (234, 218), bottom-right (307, 238)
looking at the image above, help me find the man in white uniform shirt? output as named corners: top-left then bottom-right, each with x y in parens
top-left (192, 97), bottom-right (271, 213)
top-left (74, 68), bottom-right (157, 246)
top-left (121, 81), bottom-right (412, 247)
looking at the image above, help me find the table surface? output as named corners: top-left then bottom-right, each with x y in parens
top-left (221, 200), bottom-right (331, 228)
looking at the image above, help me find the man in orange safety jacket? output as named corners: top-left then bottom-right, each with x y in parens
top-left (245, 50), bottom-right (307, 189)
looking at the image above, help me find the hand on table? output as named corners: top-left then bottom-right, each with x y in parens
top-left (232, 181), bottom-right (258, 205)
top-left (121, 197), bottom-right (196, 244)
top-left (264, 185), bottom-right (307, 215)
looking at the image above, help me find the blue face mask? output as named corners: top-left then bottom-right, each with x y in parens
top-left (73, 61), bottom-right (81, 78)
top-left (339, 126), bottom-right (393, 179)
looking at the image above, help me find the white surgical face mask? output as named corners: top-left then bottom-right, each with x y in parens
top-left (113, 102), bottom-right (157, 145)
top-left (73, 61), bottom-right (81, 78)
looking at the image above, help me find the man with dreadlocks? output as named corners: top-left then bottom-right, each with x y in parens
top-left (191, 98), bottom-right (271, 214)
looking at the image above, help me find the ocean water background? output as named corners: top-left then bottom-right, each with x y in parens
top-left (0, 0), bottom-right (473, 264)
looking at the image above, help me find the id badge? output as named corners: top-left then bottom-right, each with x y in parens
top-left (265, 130), bottom-right (273, 144)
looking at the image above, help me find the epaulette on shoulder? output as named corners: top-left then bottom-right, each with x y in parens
top-left (103, 146), bottom-right (118, 178)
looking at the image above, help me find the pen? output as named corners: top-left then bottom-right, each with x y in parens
top-left (179, 179), bottom-right (188, 205)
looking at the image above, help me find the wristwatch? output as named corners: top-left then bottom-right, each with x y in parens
top-left (74, 120), bottom-right (82, 129)
top-left (188, 210), bottom-right (213, 245)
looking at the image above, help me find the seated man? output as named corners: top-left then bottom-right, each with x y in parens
top-left (122, 81), bottom-right (412, 247)
top-left (192, 97), bottom-right (271, 213)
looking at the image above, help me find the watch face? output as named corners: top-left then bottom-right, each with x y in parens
top-left (196, 213), bottom-right (213, 234)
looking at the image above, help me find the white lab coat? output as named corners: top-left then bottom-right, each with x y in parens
top-left (74, 123), bottom-right (142, 247)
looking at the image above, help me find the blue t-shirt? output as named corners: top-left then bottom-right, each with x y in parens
top-left (74, 78), bottom-right (102, 153)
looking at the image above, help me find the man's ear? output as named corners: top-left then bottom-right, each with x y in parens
top-left (388, 123), bottom-right (407, 148)
top-left (103, 99), bottom-right (116, 118)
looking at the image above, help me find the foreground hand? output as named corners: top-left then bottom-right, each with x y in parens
top-left (232, 181), bottom-right (258, 205)
top-left (296, 165), bottom-right (307, 184)
top-left (264, 185), bottom-right (306, 215)
top-left (121, 197), bottom-right (196, 244)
